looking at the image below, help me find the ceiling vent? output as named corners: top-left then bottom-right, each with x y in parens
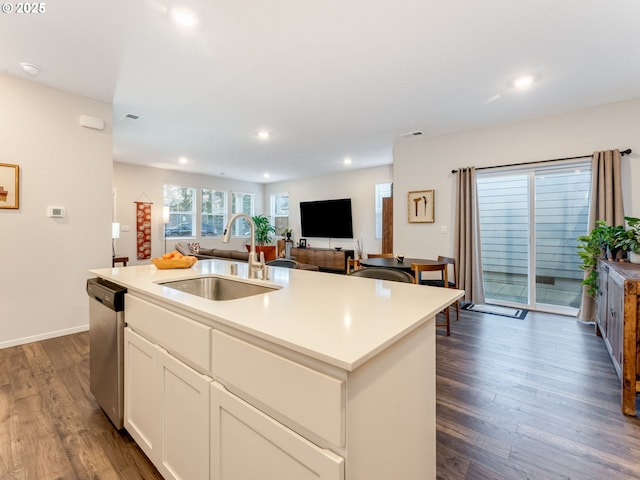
top-left (120, 113), bottom-right (141, 122)
top-left (400, 131), bottom-right (423, 138)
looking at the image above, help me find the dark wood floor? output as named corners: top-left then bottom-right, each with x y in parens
top-left (436, 308), bottom-right (640, 479)
top-left (0, 331), bottom-right (161, 480)
top-left (1, 309), bottom-right (640, 479)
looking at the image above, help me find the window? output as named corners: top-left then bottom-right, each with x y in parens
top-left (231, 192), bottom-right (254, 236)
top-left (201, 189), bottom-right (227, 237)
top-left (477, 162), bottom-right (591, 311)
top-left (164, 185), bottom-right (196, 238)
top-left (270, 193), bottom-right (289, 235)
top-left (375, 182), bottom-right (392, 239)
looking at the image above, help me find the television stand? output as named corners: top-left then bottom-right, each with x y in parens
top-left (290, 247), bottom-right (354, 273)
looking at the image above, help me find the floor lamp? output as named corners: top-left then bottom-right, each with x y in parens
top-left (162, 206), bottom-right (170, 253)
top-left (112, 222), bottom-right (120, 257)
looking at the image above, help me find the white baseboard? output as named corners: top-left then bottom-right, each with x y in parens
top-left (0, 324), bottom-right (89, 350)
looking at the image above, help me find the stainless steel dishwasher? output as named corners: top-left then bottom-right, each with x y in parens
top-left (86, 277), bottom-right (126, 429)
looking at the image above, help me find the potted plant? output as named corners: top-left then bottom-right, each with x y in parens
top-left (577, 221), bottom-right (609, 297)
top-left (602, 224), bottom-right (626, 261)
top-left (618, 216), bottom-right (640, 264)
top-left (282, 228), bottom-right (293, 240)
top-left (248, 214), bottom-right (277, 261)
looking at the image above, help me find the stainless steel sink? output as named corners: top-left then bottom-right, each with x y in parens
top-left (159, 276), bottom-right (280, 301)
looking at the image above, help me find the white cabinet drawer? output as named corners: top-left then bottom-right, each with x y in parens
top-left (211, 382), bottom-right (344, 480)
top-left (126, 294), bottom-right (211, 374)
top-left (211, 330), bottom-right (345, 447)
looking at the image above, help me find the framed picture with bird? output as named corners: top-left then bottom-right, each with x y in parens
top-left (407, 190), bottom-right (434, 223)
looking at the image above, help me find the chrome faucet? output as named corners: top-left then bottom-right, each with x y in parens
top-left (222, 213), bottom-right (266, 279)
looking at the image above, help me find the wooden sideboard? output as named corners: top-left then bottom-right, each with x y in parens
top-left (595, 260), bottom-right (640, 415)
top-left (290, 247), bottom-right (354, 273)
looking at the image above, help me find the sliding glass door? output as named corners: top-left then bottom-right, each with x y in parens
top-left (477, 163), bottom-right (591, 313)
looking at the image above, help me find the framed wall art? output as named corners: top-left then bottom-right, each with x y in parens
top-left (408, 189), bottom-right (434, 223)
top-left (0, 163), bottom-right (19, 209)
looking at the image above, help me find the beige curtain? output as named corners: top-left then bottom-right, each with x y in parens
top-left (454, 167), bottom-right (485, 304)
top-left (577, 149), bottom-right (625, 322)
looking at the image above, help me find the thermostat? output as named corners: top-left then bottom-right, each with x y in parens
top-left (47, 206), bottom-right (66, 218)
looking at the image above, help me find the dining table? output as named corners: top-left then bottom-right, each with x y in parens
top-left (359, 257), bottom-right (443, 274)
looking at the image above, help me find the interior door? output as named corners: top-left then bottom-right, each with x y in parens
top-left (382, 196), bottom-right (393, 253)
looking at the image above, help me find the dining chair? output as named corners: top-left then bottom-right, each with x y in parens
top-left (420, 256), bottom-right (460, 320)
top-left (346, 256), bottom-right (361, 274)
top-left (412, 263), bottom-right (451, 336)
top-left (366, 253), bottom-right (395, 258)
top-left (348, 267), bottom-right (415, 283)
top-left (266, 259), bottom-right (299, 269)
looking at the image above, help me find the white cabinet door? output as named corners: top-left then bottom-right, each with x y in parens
top-left (157, 348), bottom-right (211, 480)
top-left (210, 382), bottom-right (344, 480)
top-left (125, 327), bottom-right (211, 480)
top-left (124, 327), bottom-right (159, 462)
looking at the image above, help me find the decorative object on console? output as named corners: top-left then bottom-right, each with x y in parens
top-left (299, 238), bottom-right (307, 248)
top-left (354, 238), bottom-right (363, 259)
top-left (0, 163), bottom-right (19, 209)
top-left (618, 216), bottom-right (640, 264)
top-left (407, 189), bottom-right (434, 223)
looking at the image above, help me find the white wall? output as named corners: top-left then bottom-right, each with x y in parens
top-left (393, 98), bottom-right (640, 258)
top-left (0, 74), bottom-right (112, 348)
top-left (265, 165), bottom-right (393, 254)
top-left (113, 162), bottom-right (265, 263)
top-left (4, 73), bottom-right (638, 349)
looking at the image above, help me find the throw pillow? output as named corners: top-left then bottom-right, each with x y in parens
top-left (188, 242), bottom-right (200, 254)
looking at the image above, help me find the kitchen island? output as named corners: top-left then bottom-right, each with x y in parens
top-left (91, 259), bottom-right (463, 480)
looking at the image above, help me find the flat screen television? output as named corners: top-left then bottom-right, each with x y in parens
top-left (300, 198), bottom-right (354, 239)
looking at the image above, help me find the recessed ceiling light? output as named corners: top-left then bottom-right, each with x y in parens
top-left (20, 63), bottom-right (40, 75)
top-left (343, 157), bottom-right (352, 165)
top-left (263, 172), bottom-right (270, 179)
top-left (513, 75), bottom-right (535, 90)
top-left (178, 156), bottom-right (189, 164)
top-left (170, 7), bottom-right (198, 27)
top-left (257, 130), bottom-right (270, 140)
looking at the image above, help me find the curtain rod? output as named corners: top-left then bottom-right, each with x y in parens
top-left (450, 148), bottom-right (632, 174)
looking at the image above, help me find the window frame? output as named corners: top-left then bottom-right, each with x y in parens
top-left (201, 188), bottom-right (228, 237)
top-left (163, 184), bottom-right (197, 239)
top-left (230, 192), bottom-right (255, 237)
top-left (270, 193), bottom-right (289, 236)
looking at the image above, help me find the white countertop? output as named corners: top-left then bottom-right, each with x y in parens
top-left (90, 259), bottom-right (463, 371)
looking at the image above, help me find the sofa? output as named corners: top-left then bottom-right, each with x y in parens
top-left (175, 242), bottom-right (250, 262)
top-left (175, 242), bottom-right (319, 271)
